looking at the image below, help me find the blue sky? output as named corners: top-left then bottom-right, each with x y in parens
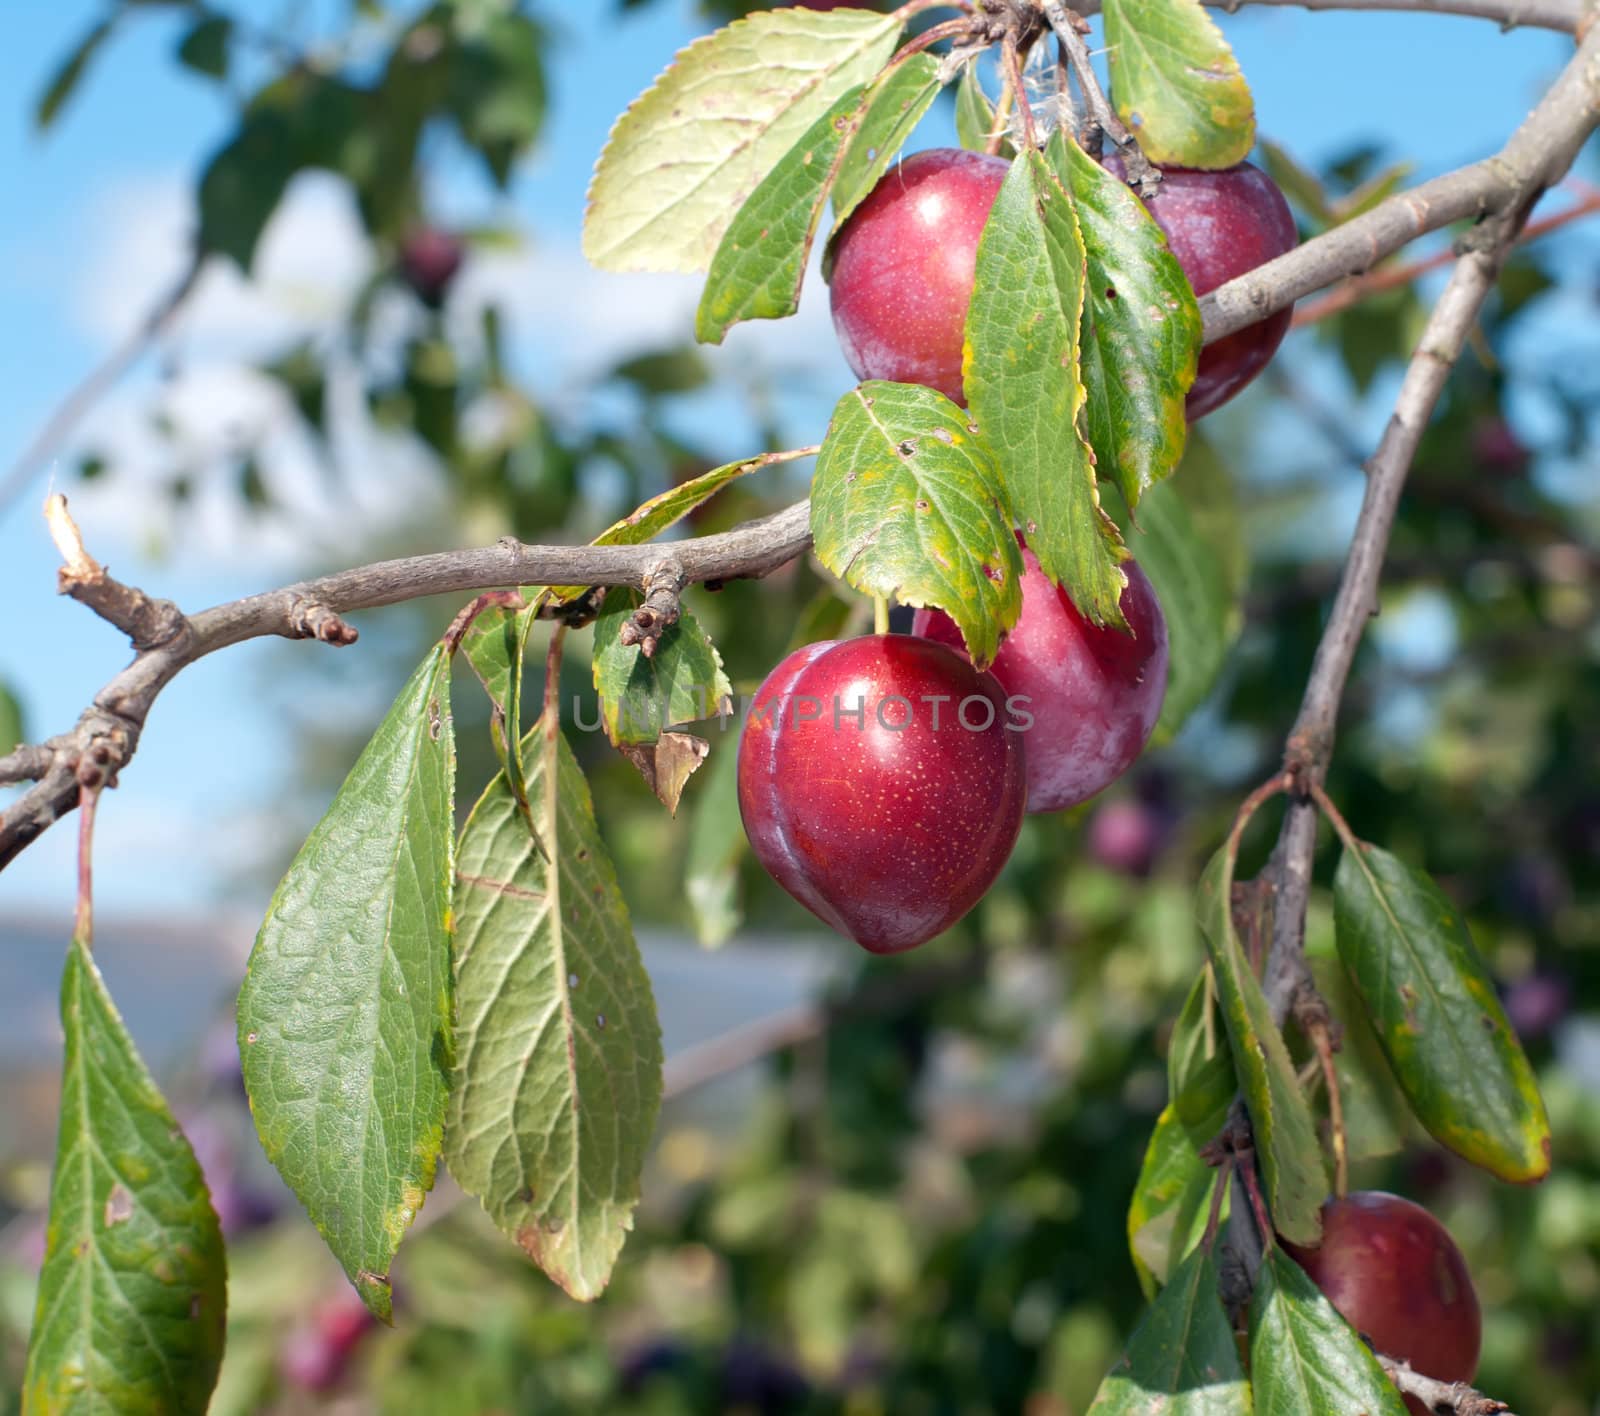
top-left (0, 1), bottom-right (1582, 925)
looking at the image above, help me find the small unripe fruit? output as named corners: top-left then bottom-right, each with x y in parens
top-left (913, 547), bottom-right (1167, 812)
top-left (399, 226), bottom-right (465, 308)
top-left (1283, 1191), bottom-right (1482, 1416)
top-left (828, 148), bottom-right (1009, 404)
top-left (737, 634), bottom-right (1026, 952)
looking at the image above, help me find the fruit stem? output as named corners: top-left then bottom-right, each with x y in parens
top-left (1308, 1017), bottom-right (1350, 1198)
top-left (874, 595), bottom-right (890, 635)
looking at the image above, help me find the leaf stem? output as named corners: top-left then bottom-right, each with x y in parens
top-left (73, 782), bottom-right (100, 948)
top-left (1306, 778), bottom-right (1361, 855)
top-left (986, 75), bottom-right (1017, 156)
top-left (1001, 37), bottom-right (1040, 150)
top-left (873, 595), bottom-right (890, 635)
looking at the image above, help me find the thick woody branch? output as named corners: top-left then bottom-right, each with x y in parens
top-left (0, 501), bottom-right (811, 870)
top-left (1257, 27), bottom-right (1600, 1025)
top-left (1376, 1356), bottom-right (1515, 1414)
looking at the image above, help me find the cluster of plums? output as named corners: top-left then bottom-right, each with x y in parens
top-left (737, 142), bottom-right (1295, 952)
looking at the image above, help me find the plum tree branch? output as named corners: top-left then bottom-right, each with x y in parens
top-left (1376, 1356), bottom-right (1517, 1414)
top-left (5, 27), bottom-right (1598, 879)
top-left (1256, 25), bottom-right (1600, 1027)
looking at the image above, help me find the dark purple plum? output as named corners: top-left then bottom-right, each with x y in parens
top-left (913, 546), bottom-right (1167, 812)
top-left (738, 635), bottom-right (1026, 952)
top-left (827, 148), bottom-right (1009, 404)
top-left (1283, 1191), bottom-right (1482, 1416)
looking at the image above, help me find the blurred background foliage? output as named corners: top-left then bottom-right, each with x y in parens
top-left (0, 0), bottom-right (1597, 1413)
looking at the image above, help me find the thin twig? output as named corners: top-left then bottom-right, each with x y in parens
top-left (1001, 36), bottom-right (1040, 149)
top-left (1294, 184), bottom-right (1600, 326)
top-left (1071, 0), bottom-right (1579, 29)
top-left (0, 249), bottom-right (204, 523)
top-left (1305, 1014), bottom-right (1349, 1196)
top-left (74, 782), bottom-right (101, 947)
top-left (1375, 1356), bottom-right (1517, 1415)
top-left (986, 73), bottom-right (1017, 155)
top-left (1039, 0), bottom-right (1159, 190)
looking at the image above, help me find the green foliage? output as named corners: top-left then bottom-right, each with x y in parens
top-left (583, 7), bottom-right (903, 272)
top-left (1102, 0), bottom-right (1255, 169)
top-left (1166, 970), bottom-right (1237, 1148)
top-left (1113, 436), bottom-right (1245, 740)
top-left (1125, 1106), bottom-right (1222, 1298)
top-left (591, 599), bottom-right (732, 745)
top-left (237, 647), bottom-right (457, 1319)
top-left (809, 381), bottom-right (1023, 669)
top-left (34, 16), bottom-right (117, 130)
top-left (1087, 1244), bottom-right (1249, 1413)
top-left (1333, 840), bottom-right (1552, 1182)
top-left (1066, 138), bottom-right (1202, 511)
top-left (24, 934), bottom-right (227, 1413)
top-left (1248, 1248), bottom-right (1408, 1416)
top-left (1197, 848), bottom-right (1327, 1247)
top-left (828, 54), bottom-right (944, 235)
top-left (446, 722), bottom-right (663, 1301)
top-left (176, 16), bottom-right (232, 79)
top-left (965, 134), bottom-right (1129, 628)
top-left (695, 84), bottom-right (869, 344)
top-left (0, 681), bottom-right (24, 759)
top-left (684, 736), bottom-right (746, 948)
top-left (954, 61), bottom-right (1009, 156)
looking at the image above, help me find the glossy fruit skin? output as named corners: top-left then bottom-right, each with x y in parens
top-left (737, 635), bottom-right (1026, 952)
top-left (827, 148), bottom-right (1010, 404)
top-left (1283, 1191), bottom-right (1482, 1415)
top-left (913, 547), bottom-right (1168, 812)
top-left (1111, 159), bottom-right (1298, 419)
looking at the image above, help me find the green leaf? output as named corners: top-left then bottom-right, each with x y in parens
top-left (1061, 138), bottom-right (1201, 510)
top-left (830, 54), bottom-right (944, 234)
top-left (1113, 437), bottom-right (1243, 739)
top-left (549, 450), bottom-right (799, 603)
top-left (1333, 841), bottom-right (1551, 1182)
top-left (612, 346), bottom-right (710, 396)
top-left (1258, 140), bottom-right (1335, 228)
top-left (809, 381), bottom-right (1023, 669)
top-left (1197, 848), bottom-right (1327, 1246)
top-left (446, 14), bottom-right (548, 187)
top-left (24, 933), bottom-right (226, 1413)
top-left (1249, 1248), bottom-right (1409, 1416)
top-left (592, 597), bottom-right (732, 746)
top-left (685, 737), bottom-right (746, 948)
top-left (1126, 1106), bottom-right (1224, 1300)
top-left (445, 725), bottom-right (663, 1300)
top-left (1088, 1244), bottom-right (1250, 1414)
top-left (198, 108), bottom-right (302, 270)
top-left (696, 83), bottom-right (867, 344)
top-left (177, 16), bottom-right (232, 79)
top-left (954, 62), bottom-right (1011, 158)
top-left (238, 646), bottom-right (457, 1319)
top-left (1102, 0), bottom-right (1255, 169)
top-left (0, 681), bottom-right (24, 758)
top-left (460, 602), bottom-right (535, 810)
top-left (1305, 941), bottom-right (1411, 1163)
top-left (583, 8), bottom-right (902, 272)
top-left (1167, 969), bottom-right (1237, 1149)
top-left (964, 133), bottom-right (1128, 628)
top-left (36, 17), bottom-right (117, 130)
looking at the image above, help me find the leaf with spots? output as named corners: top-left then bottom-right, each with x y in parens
top-left (829, 53), bottom-right (944, 236)
top-left (592, 594), bottom-right (732, 747)
top-left (1102, 0), bottom-right (1255, 170)
top-left (1060, 136), bottom-right (1201, 511)
top-left (548, 449), bottom-right (809, 604)
top-left (445, 721), bottom-right (663, 1301)
top-left (964, 132), bottom-right (1128, 628)
top-left (1087, 1243), bottom-right (1250, 1414)
top-left (1197, 846), bottom-right (1327, 1247)
top-left (23, 932), bottom-right (227, 1413)
top-left (237, 645), bottom-right (456, 1319)
top-left (1126, 1104), bottom-right (1226, 1300)
top-left (809, 380), bottom-right (1022, 669)
top-left (583, 7), bottom-right (902, 272)
top-left (695, 83), bottom-right (866, 345)
top-left (1249, 1247), bottom-right (1409, 1416)
top-left (1333, 840), bottom-right (1551, 1182)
